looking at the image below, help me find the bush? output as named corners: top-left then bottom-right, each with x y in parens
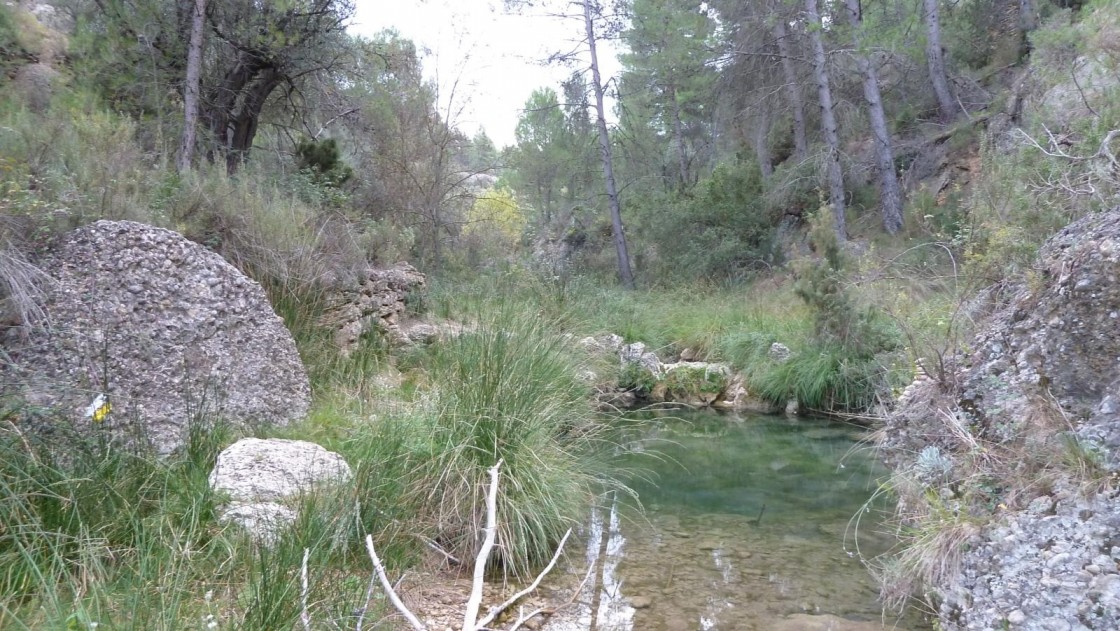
top-left (638, 161), bottom-right (781, 283)
top-left (795, 210), bottom-right (898, 360)
top-left (398, 309), bottom-right (615, 579)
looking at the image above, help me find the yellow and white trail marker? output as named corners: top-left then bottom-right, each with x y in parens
top-left (84, 393), bottom-right (111, 423)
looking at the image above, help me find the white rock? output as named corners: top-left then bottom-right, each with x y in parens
top-left (218, 502), bottom-right (297, 546)
top-left (210, 438), bottom-right (352, 542)
top-left (210, 438), bottom-right (352, 503)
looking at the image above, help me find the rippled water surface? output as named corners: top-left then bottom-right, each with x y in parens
top-left (545, 411), bottom-right (928, 631)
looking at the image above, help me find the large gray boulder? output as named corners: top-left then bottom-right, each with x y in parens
top-left (210, 438), bottom-right (353, 544)
top-left (2, 220), bottom-right (310, 454)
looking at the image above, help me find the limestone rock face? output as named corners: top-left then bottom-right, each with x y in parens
top-left (571, 334), bottom-right (786, 412)
top-left (209, 438), bottom-right (352, 543)
top-left (885, 208), bottom-right (1120, 630)
top-left (2, 220), bottom-right (310, 454)
top-left (318, 262), bottom-right (427, 353)
top-left (939, 483), bottom-right (1120, 631)
top-left (963, 210), bottom-right (1120, 466)
top-left (619, 342), bottom-right (662, 377)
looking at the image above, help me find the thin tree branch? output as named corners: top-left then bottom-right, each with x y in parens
top-left (474, 528), bottom-right (573, 630)
top-left (300, 548), bottom-right (312, 631)
top-left (365, 534), bottom-right (426, 631)
top-left (463, 459), bottom-right (503, 631)
top-left (313, 108), bottom-right (360, 140)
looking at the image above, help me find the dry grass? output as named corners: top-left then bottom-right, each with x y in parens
top-left (0, 237), bottom-right (52, 331)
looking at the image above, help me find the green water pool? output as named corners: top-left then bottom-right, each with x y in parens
top-left (545, 411), bottom-right (929, 631)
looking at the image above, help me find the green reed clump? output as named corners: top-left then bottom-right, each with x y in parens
top-left (407, 309), bottom-right (613, 579)
top-left (749, 345), bottom-right (886, 412)
top-left (0, 417), bottom-right (234, 629)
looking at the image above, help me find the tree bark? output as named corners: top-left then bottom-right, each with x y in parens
top-left (1019, 0), bottom-right (1038, 33)
top-left (753, 110), bottom-right (773, 179)
top-left (922, 0), bottom-right (959, 122)
top-left (804, 0), bottom-right (847, 241)
top-left (671, 85), bottom-right (689, 191)
top-left (202, 55), bottom-right (281, 173)
top-left (584, 1), bottom-right (635, 289)
top-left (772, 17), bottom-right (809, 159)
top-left (177, 0), bottom-right (205, 174)
top-left (842, 0), bottom-right (903, 234)
top-left (1019, 0), bottom-right (1038, 55)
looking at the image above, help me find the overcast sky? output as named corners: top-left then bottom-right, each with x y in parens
top-left (349, 0), bottom-right (622, 148)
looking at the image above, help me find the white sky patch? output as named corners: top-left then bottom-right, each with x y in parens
top-left (350, 0), bottom-right (622, 148)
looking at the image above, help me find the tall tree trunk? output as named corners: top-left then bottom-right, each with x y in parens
top-left (177, 0), bottom-right (205, 174)
top-left (1019, 0), bottom-right (1038, 33)
top-left (671, 85), bottom-right (688, 191)
top-left (922, 0), bottom-right (958, 122)
top-left (584, 1), bottom-right (635, 289)
top-left (1019, 0), bottom-right (1038, 55)
top-left (843, 0), bottom-right (904, 234)
top-left (772, 17), bottom-right (808, 159)
top-left (805, 0), bottom-right (847, 241)
top-left (753, 110), bottom-right (774, 179)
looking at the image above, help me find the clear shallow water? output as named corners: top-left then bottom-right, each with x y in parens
top-left (545, 411), bottom-right (928, 631)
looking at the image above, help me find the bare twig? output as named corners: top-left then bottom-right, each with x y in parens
top-left (1069, 59), bottom-right (1100, 118)
top-left (463, 459), bottom-right (503, 631)
top-left (1016, 127), bottom-right (1120, 163)
top-left (311, 107), bottom-right (359, 140)
top-left (420, 536), bottom-right (462, 566)
top-left (365, 534), bottom-right (426, 631)
top-left (355, 568), bottom-right (378, 631)
top-left (301, 548), bottom-right (311, 631)
top-left (506, 606), bottom-right (546, 631)
top-left (474, 528), bottom-right (573, 630)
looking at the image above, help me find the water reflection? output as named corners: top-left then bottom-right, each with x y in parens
top-left (544, 412), bottom-right (927, 631)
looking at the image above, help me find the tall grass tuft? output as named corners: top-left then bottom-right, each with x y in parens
top-left (0, 418), bottom-right (232, 629)
top-left (408, 309), bottom-right (612, 579)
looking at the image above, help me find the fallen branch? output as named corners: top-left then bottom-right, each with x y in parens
top-left (463, 459), bottom-right (503, 631)
top-left (300, 548), bottom-right (311, 631)
top-left (358, 457), bottom-right (574, 631)
top-left (507, 606), bottom-right (545, 631)
top-left (365, 534), bottom-right (426, 631)
top-left (474, 528), bottom-right (573, 630)
top-left (419, 536), bottom-right (463, 566)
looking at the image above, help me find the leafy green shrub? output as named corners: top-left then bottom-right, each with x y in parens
top-left (795, 211), bottom-right (898, 360)
top-left (750, 209), bottom-right (902, 412)
top-left (763, 156), bottom-right (820, 221)
top-left (619, 361), bottom-right (658, 395)
top-left (296, 138), bottom-right (353, 187)
top-left (639, 161), bottom-right (780, 283)
top-left (942, 0), bottom-right (1023, 70)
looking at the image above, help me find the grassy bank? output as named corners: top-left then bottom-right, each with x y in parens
top-left (0, 308), bottom-right (616, 628)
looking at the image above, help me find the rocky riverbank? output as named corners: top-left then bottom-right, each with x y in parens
top-left (880, 209), bottom-right (1120, 630)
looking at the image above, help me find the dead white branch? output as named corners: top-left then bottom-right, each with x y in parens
top-left (463, 459), bottom-right (503, 631)
top-left (357, 456), bottom-right (572, 631)
top-left (474, 528), bottom-right (573, 630)
top-left (365, 534), bottom-right (426, 631)
top-left (1017, 126), bottom-right (1120, 164)
top-left (301, 548), bottom-right (312, 631)
top-left (507, 606), bottom-right (545, 631)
